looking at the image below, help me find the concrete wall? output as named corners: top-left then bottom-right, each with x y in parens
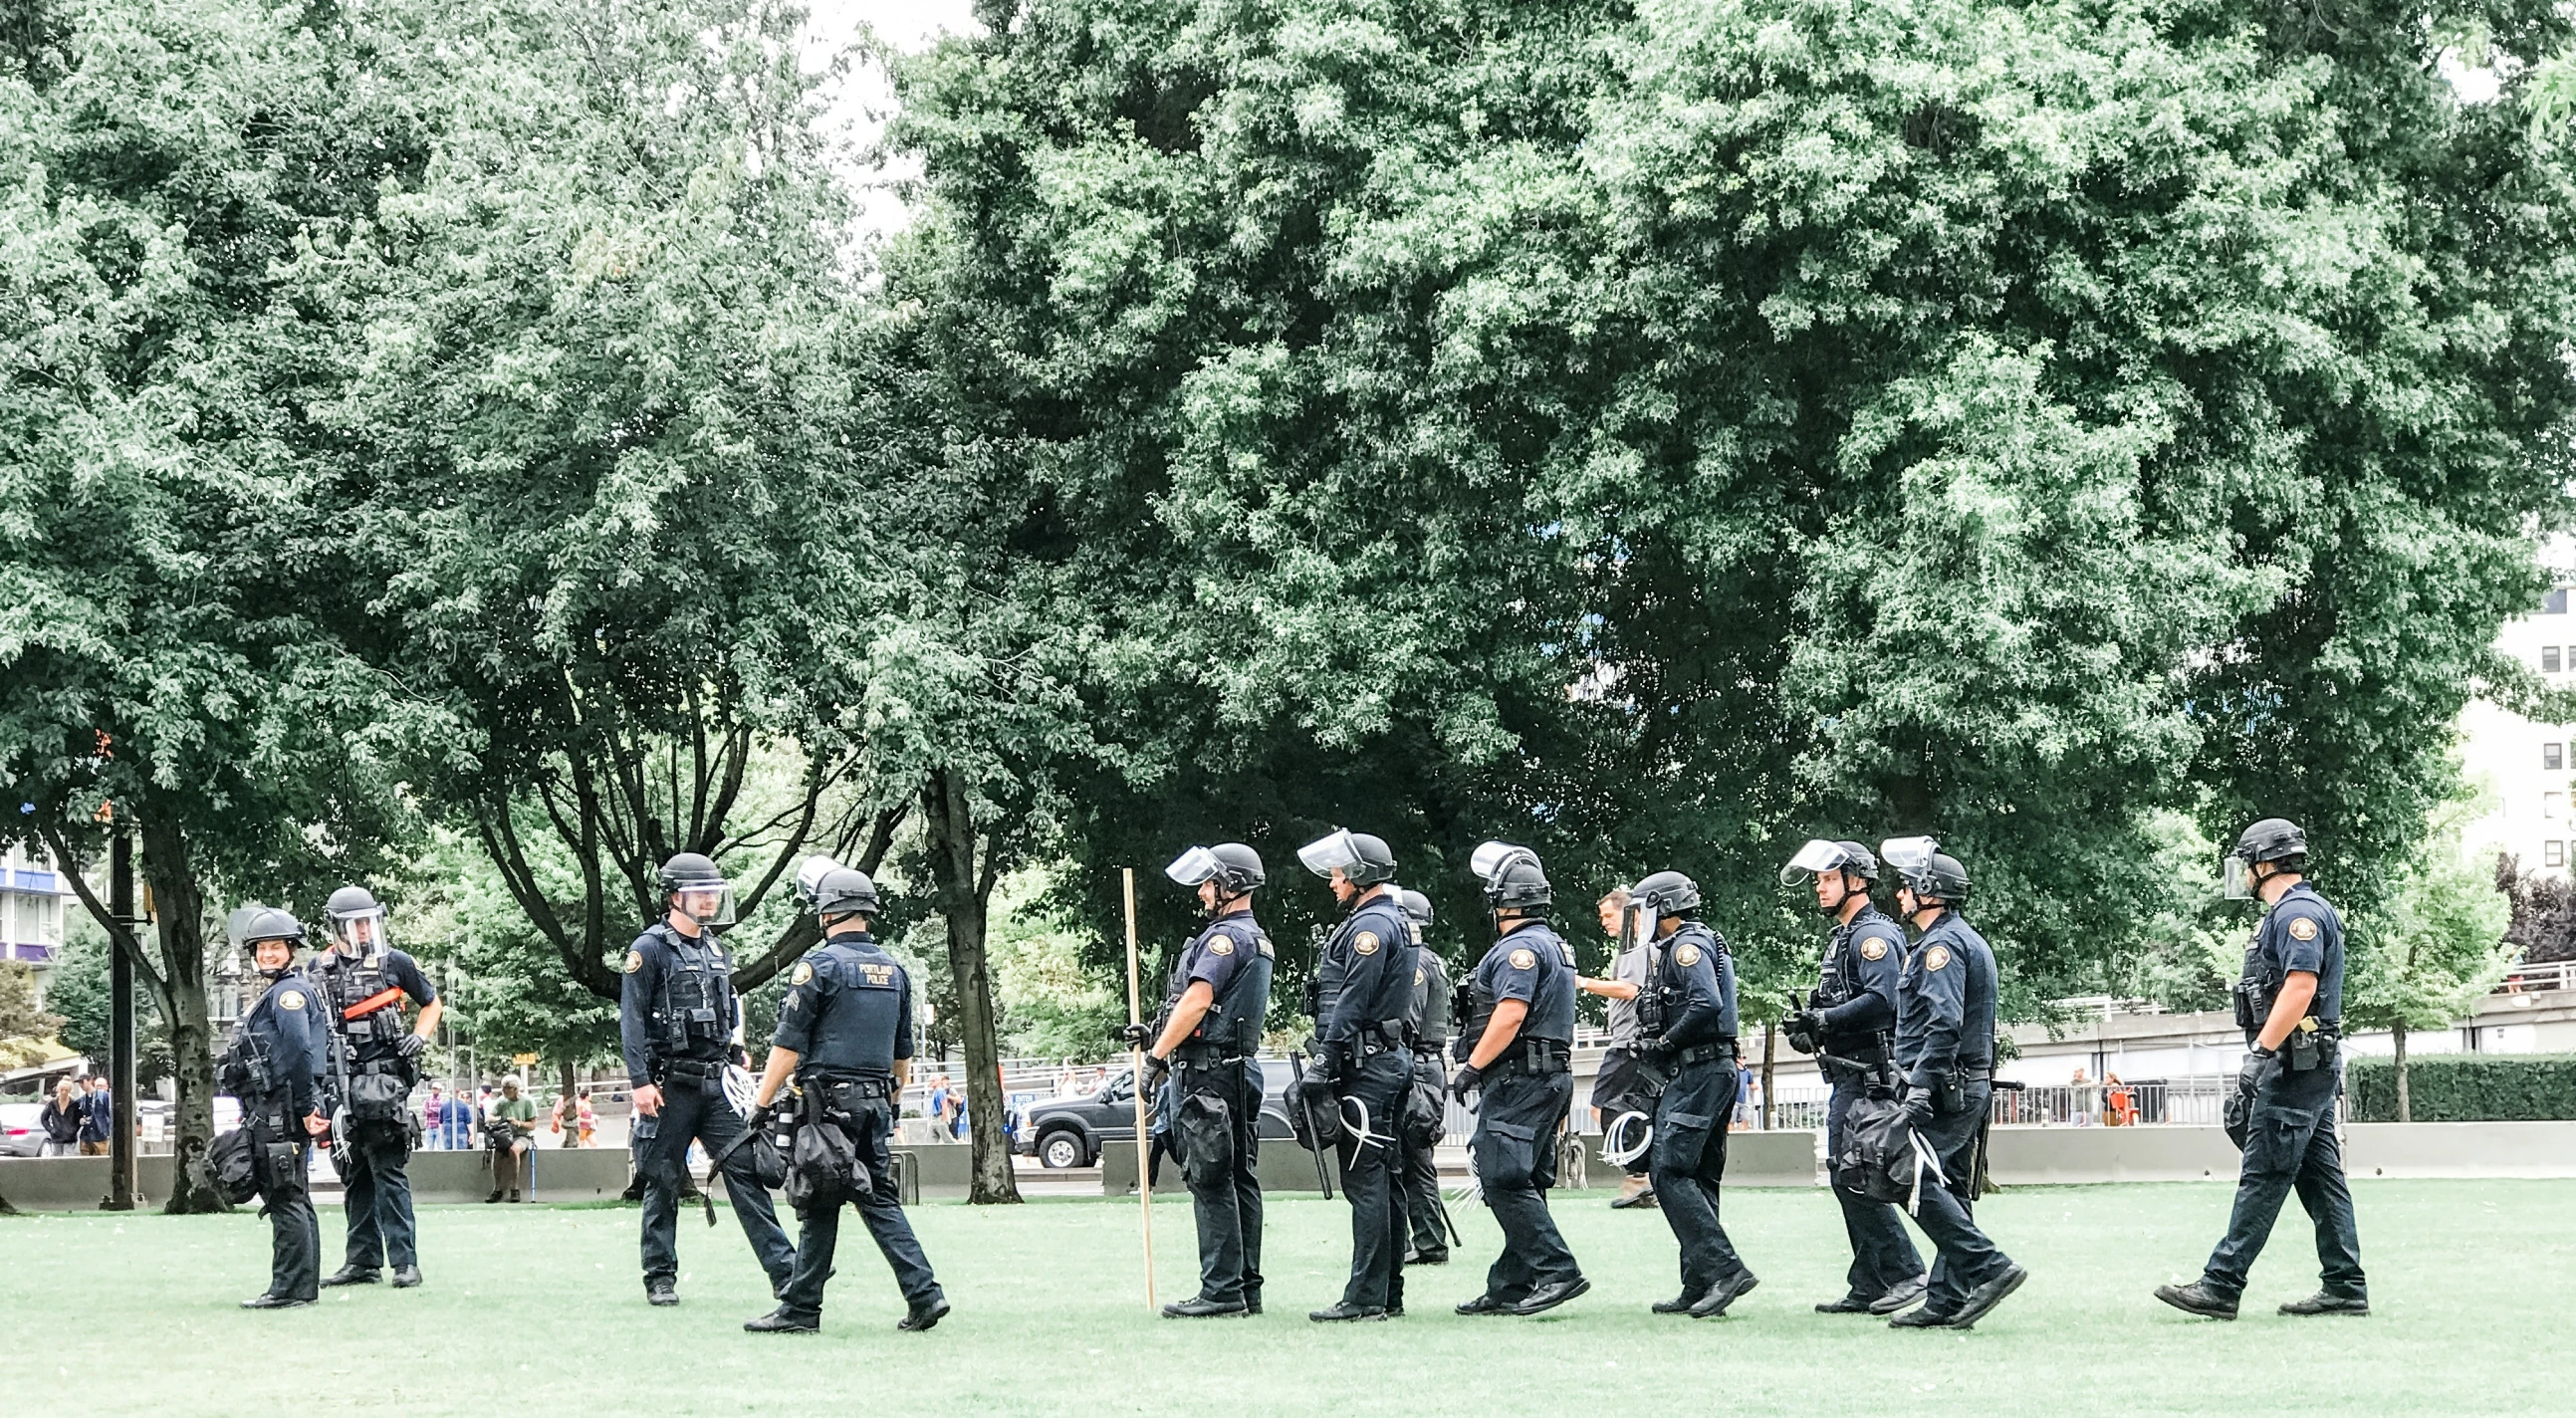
top-left (1102, 1138), bottom-right (1335, 1197)
top-left (0, 1156), bottom-right (178, 1210)
top-left (1986, 1120), bottom-right (2576, 1184)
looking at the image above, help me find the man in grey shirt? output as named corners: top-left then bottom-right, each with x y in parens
top-left (1578, 887), bottom-right (1658, 1208)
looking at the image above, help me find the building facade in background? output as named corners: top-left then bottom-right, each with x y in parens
top-left (2460, 545), bottom-right (2576, 878)
top-left (2, 842), bottom-right (71, 974)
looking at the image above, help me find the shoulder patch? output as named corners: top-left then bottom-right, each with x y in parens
top-left (623, 949), bottom-right (644, 974)
top-left (1257, 935), bottom-right (1276, 959)
top-left (1860, 939), bottom-right (1888, 961)
top-left (791, 961), bottom-right (815, 986)
top-left (1207, 937), bottom-right (1234, 957)
top-left (1924, 945), bottom-right (1951, 972)
top-left (860, 963), bottom-right (896, 986)
top-left (2287, 916), bottom-right (2319, 942)
top-left (1354, 931), bottom-right (1380, 956)
top-left (1508, 947), bottom-right (1537, 971)
top-left (1675, 942), bottom-right (1703, 967)
top-left (280, 990), bottom-right (305, 1012)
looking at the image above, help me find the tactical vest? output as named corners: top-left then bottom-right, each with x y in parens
top-left (653, 924), bottom-right (735, 1062)
top-left (799, 941), bottom-right (906, 1076)
top-left (315, 948), bottom-right (406, 1058)
top-left (1651, 923), bottom-right (1731, 1047)
top-left (1193, 924), bottom-right (1275, 1056)
top-left (1461, 927), bottom-right (1577, 1049)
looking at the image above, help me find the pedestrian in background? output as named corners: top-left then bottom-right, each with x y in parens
top-left (80, 1074), bottom-right (113, 1156)
top-left (40, 1077), bottom-right (83, 1156)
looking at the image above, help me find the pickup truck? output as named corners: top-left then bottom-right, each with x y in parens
top-left (1013, 1061), bottom-right (1298, 1170)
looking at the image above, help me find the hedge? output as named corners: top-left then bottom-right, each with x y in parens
top-left (2345, 1053), bottom-right (2576, 1122)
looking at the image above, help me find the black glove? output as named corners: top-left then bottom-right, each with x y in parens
top-left (1112, 1022), bottom-right (1151, 1049)
top-left (1641, 1037), bottom-right (1677, 1067)
top-left (1298, 1069), bottom-right (1335, 1110)
top-left (1450, 1064), bottom-right (1484, 1103)
top-left (2238, 1048), bottom-right (2274, 1095)
top-left (1141, 1053), bottom-right (1171, 1095)
top-left (394, 1032), bottom-right (426, 1061)
top-left (1903, 1090), bottom-right (1935, 1130)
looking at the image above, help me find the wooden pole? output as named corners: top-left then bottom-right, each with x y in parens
top-left (1122, 867), bottom-right (1155, 1310)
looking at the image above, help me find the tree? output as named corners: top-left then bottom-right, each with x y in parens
top-left (2346, 790), bottom-right (2515, 1121)
top-left (45, 922), bottom-right (173, 1089)
top-left (2496, 855), bottom-right (2576, 966)
top-left (891, 0), bottom-right (2576, 1035)
top-left (0, 0), bottom-right (444, 1210)
top-left (329, 0), bottom-right (909, 1010)
top-left (0, 962), bottom-right (62, 1068)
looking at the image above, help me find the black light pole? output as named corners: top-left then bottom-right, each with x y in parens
top-left (104, 827), bottom-right (137, 1212)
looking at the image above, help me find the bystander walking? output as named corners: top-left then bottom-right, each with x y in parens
top-left (79, 1074), bottom-right (113, 1156)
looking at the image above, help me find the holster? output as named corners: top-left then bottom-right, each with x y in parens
top-left (1491, 1039), bottom-right (1572, 1078)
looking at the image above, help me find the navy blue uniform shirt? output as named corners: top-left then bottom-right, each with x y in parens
top-left (234, 971), bottom-right (329, 1116)
top-left (1312, 890), bottom-right (1416, 1045)
top-left (1457, 919), bottom-right (1577, 1059)
top-left (619, 922), bottom-right (739, 1087)
top-left (1816, 905), bottom-right (1907, 1039)
top-left (1168, 908), bottom-right (1273, 1051)
top-left (773, 929), bottom-right (912, 1075)
top-left (2247, 881), bottom-right (2345, 1024)
top-left (1651, 921), bottom-right (1738, 1047)
top-left (1894, 910), bottom-right (1998, 1090)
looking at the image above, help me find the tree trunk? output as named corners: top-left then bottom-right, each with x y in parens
top-left (559, 1055), bottom-right (579, 1107)
top-left (1759, 1021), bottom-right (1776, 1129)
top-left (921, 768), bottom-right (1021, 1205)
top-left (2393, 1022), bottom-right (2411, 1124)
top-left (139, 819), bottom-right (227, 1214)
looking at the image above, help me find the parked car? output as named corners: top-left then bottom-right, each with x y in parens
top-left (1014, 1061), bottom-right (1298, 1170)
top-left (0, 1100), bottom-right (44, 1157)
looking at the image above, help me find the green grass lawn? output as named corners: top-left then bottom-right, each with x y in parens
top-left (4, 1177), bottom-right (2567, 1416)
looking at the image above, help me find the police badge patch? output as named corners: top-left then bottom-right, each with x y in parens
top-left (792, 961), bottom-right (816, 986)
top-left (623, 949), bottom-right (644, 974)
top-left (1208, 938), bottom-right (1234, 957)
top-left (280, 990), bottom-right (305, 1011)
top-left (1925, 945), bottom-right (1952, 971)
top-left (1860, 939), bottom-right (1888, 961)
top-left (2287, 916), bottom-right (2319, 942)
top-left (1675, 942), bottom-right (1703, 967)
top-left (1354, 931), bottom-right (1380, 956)
top-left (1508, 948), bottom-right (1536, 971)
top-left (1414, 966), bottom-right (1426, 987)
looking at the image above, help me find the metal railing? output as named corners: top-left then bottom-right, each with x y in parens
top-left (2500, 959), bottom-right (2576, 996)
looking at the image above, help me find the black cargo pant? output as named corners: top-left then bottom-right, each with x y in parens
top-left (2203, 1057), bottom-right (2365, 1301)
top-left (1398, 1051), bottom-right (1450, 1256)
top-left (1651, 1057), bottom-right (1750, 1297)
top-left (249, 1105), bottom-right (320, 1302)
top-left (638, 1068), bottom-right (795, 1291)
top-left (339, 1118), bottom-right (417, 1271)
top-left (1175, 1056), bottom-right (1266, 1306)
top-left (1334, 1048), bottom-right (1413, 1310)
top-left (1825, 1064), bottom-right (1924, 1299)
top-left (776, 1093), bottom-right (940, 1324)
top-left (1906, 1080), bottom-right (2011, 1316)
top-left (1473, 1067), bottom-right (1581, 1300)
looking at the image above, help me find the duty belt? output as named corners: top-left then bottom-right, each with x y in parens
top-left (805, 1070), bottom-right (894, 1100)
top-left (1171, 1041), bottom-right (1244, 1064)
top-left (659, 1056), bottom-right (724, 1085)
top-left (1491, 1039), bottom-right (1571, 1077)
top-left (1673, 1041), bottom-right (1739, 1066)
top-left (1355, 1020), bottom-right (1408, 1058)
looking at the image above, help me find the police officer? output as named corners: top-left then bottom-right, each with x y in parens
top-left (744, 861), bottom-right (948, 1333)
top-left (219, 905), bottom-right (331, 1308)
top-left (1293, 829), bottom-right (1417, 1321)
top-left (1880, 838), bottom-right (2025, 1329)
top-left (620, 851), bottom-right (795, 1306)
top-left (1628, 871), bottom-right (1758, 1318)
top-left (2156, 819), bottom-right (2367, 1320)
top-left (1396, 888), bottom-right (1453, 1267)
top-left (1450, 841), bottom-right (1587, 1316)
top-left (1122, 843), bottom-right (1276, 1317)
top-left (1778, 839), bottom-right (1928, 1315)
top-left (312, 884), bottom-right (442, 1291)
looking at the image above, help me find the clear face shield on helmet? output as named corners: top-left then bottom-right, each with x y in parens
top-left (669, 877), bottom-right (738, 929)
top-left (1469, 840), bottom-right (1532, 885)
top-left (794, 854), bottom-right (843, 913)
top-left (1296, 829), bottom-right (1366, 880)
top-left (330, 905), bottom-right (390, 952)
top-left (1165, 846), bottom-right (1222, 887)
top-left (2223, 853), bottom-right (2255, 900)
top-left (1879, 836), bottom-right (1939, 876)
top-left (1778, 838), bottom-right (1850, 887)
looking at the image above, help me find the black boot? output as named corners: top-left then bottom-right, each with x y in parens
top-left (1161, 1296), bottom-right (1249, 1318)
top-left (1814, 1293), bottom-right (1873, 1314)
top-left (321, 1266), bottom-right (379, 1288)
top-left (1867, 1275), bottom-right (1929, 1314)
top-left (1455, 1292), bottom-right (1517, 1315)
top-left (744, 1307), bottom-right (818, 1333)
top-left (1888, 1304), bottom-right (1951, 1328)
top-left (391, 1266), bottom-right (422, 1289)
top-left (1513, 1278), bottom-right (1590, 1315)
top-left (898, 1295), bottom-right (952, 1331)
top-left (1948, 1265), bottom-right (2027, 1330)
top-left (1690, 1271), bottom-right (1759, 1319)
top-left (646, 1279), bottom-right (679, 1306)
top-left (2279, 1291), bottom-right (2370, 1316)
top-left (1308, 1301), bottom-right (1387, 1322)
top-left (240, 1294), bottom-right (311, 1309)
top-left (2153, 1281), bottom-right (2237, 1320)
top-left (1652, 1290), bottom-right (1708, 1315)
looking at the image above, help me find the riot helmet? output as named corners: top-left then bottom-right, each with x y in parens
top-left (2225, 818), bottom-right (2307, 898)
top-left (227, 903), bottom-right (305, 979)
top-left (1779, 838), bottom-right (1878, 885)
top-left (324, 883), bottom-right (390, 952)
top-left (1881, 836), bottom-right (1969, 908)
top-left (1629, 869), bottom-right (1701, 921)
top-left (795, 854), bottom-right (881, 922)
top-left (1166, 842), bottom-right (1267, 899)
top-left (1396, 888), bottom-right (1434, 926)
top-left (1295, 828), bottom-right (1397, 888)
top-left (1471, 840), bottom-right (1551, 917)
top-left (658, 851), bottom-right (736, 928)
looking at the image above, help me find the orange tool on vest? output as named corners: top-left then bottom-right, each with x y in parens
top-left (345, 986), bottom-right (407, 1020)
